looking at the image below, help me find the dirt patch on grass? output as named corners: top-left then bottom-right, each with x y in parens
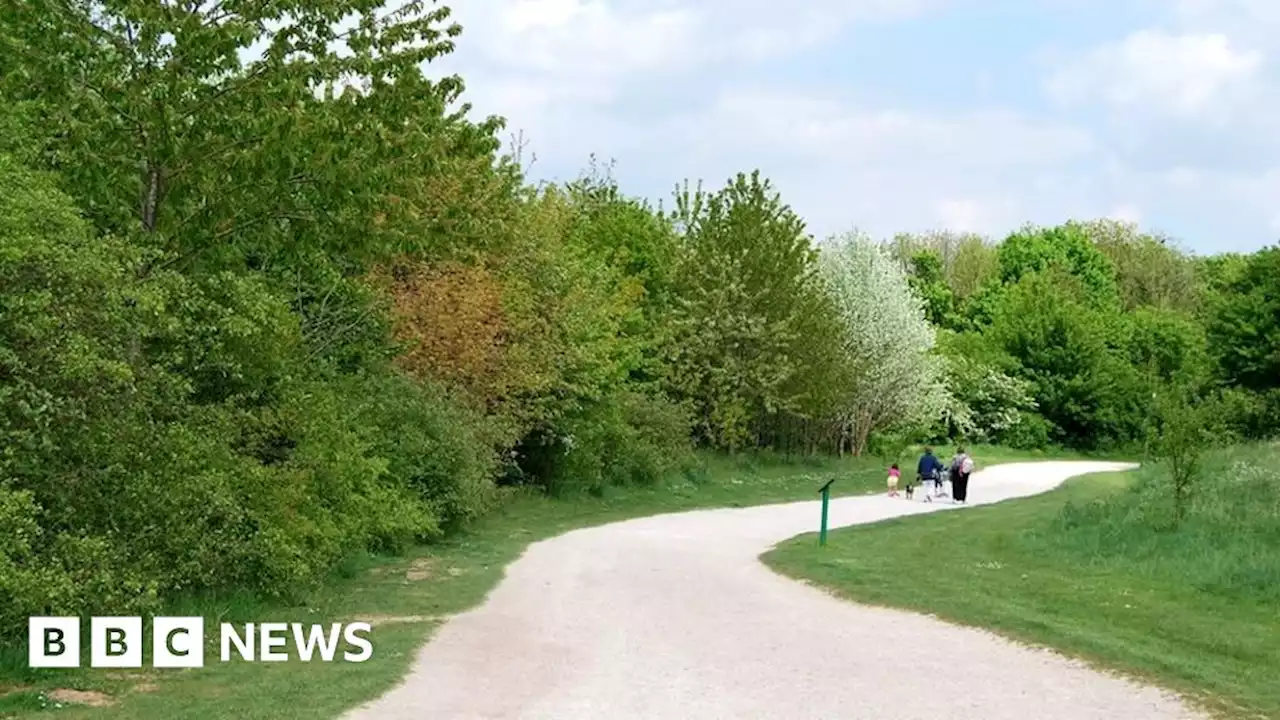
top-left (405, 558), bottom-right (435, 582)
top-left (0, 684), bottom-right (33, 696)
top-left (132, 683), bottom-right (160, 694)
top-left (48, 689), bottom-right (115, 707)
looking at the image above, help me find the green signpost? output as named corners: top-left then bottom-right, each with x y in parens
top-left (817, 477), bottom-right (835, 547)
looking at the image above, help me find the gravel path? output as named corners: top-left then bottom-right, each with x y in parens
top-left (346, 461), bottom-right (1204, 720)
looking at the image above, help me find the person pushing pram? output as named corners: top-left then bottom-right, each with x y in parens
top-left (912, 446), bottom-right (949, 502)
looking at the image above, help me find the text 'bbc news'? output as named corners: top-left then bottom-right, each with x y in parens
top-left (28, 617), bottom-right (373, 668)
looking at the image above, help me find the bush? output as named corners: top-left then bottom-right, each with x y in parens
top-left (524, 390), bottom-right (694, 497)
top-left (0, 155), bottom-right (504, 637)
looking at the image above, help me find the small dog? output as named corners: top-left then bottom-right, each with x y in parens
top-left (905, 483), bottom-right (915, 499)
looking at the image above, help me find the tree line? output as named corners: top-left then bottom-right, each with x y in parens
top-left (2, 1), bottom-right (1277, 637)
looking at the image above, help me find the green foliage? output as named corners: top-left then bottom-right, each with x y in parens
top-left (1207, 246), bottom-right (1280, 393)
top-left (2, 0), bottom-right (501, 272)
top-left (1083, 220), bottom-right (1201, 312)
top-left (534, 390), bottom-right (695, 497)
top-left (987, 270), bottom-right (1120, 447)
top-left (665, 171), bottom-right (824, 450)
top-left (941, 353), bottom-right (1039, 446)
top-left (2, 0), bottom-right (1279, 659)
top-left (905, 250), bottom-right (962, 329)
top-left (888, 230), bottom-right (998, 301)
top-left (1148, 384), bottom-right (1227, 526)
top-left (997, 222), bottom-right (1119, 306)
top-left (0, 154), bottom-right (507, 636)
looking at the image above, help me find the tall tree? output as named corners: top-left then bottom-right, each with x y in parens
top-left (887, 230), bottom-right (998, 300)
top-left (1208, 246), bottom-right (1280, 394)
top-left (665, 171), bottom-right (820, 450)
top-left (1, 0), bottom-right (502, 273)
top-left (819, 232), bottom-right (950, 456)
top-left (905, 250), bottom-right (961, 329)
top-left (997, 222), bottom-right (1120, 307)
top-left (988, 269), bottom-right (1120, 448)
top-left (1082, 219), bottom-right (1201, 312)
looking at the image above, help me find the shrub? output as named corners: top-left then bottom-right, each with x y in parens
top-left (525, 390), bottom-right (694, 497)
top-left (0, 155), bottom-right (503, 637)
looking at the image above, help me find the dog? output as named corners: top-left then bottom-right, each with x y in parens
top-left (905, 482), bottom-right (915, 499)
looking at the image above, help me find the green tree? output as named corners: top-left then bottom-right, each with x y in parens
top-left (936, 332), bottom-right (1040, 446)
top-left (988, 269), bottom-right (1120, 448)
top-left (887, 230), bottom-right (998, 301)
top-left (666, 171), bottom-right (822, 450)
top-left (1082, 219), bottom-right (1201, 312)
top-left (905, 250), bottom-right (962, 329)
top-left (2, 0), bottom-right (503, 273)
top-left (997, 222), bottom-right (1120, 307)
top-left (1150, 384), bottom-right (1225, 527)
top-left (1207, 246), bottom-right (1280, 394)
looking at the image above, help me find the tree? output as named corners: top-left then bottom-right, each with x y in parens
top-left (665, 171), bottom-right (822, 450)
top-left (997, 222), bottom-right (1120, 307)
top-left (1207, 246), bottom-right (1280, 394)
top-left (2, 0), bottom-right (503, 273)
top-left (988, 269), bottom-right (1119, 448)
top-left (819, 231), bottom-right (950, 456)
top-left (905, 250), bottom-right (961, 329)
top-left (887, 230), bottom-right (998, 301)
top-left (1150, 384), bottom-right (1223, 527)
top-left (1082, 219), bottom-right (1201, 313)
top-left (937, 338), bottom-right (1039, 446)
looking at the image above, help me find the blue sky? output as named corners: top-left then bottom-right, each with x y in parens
top-left (432, 0), bottom-right (1280, 254)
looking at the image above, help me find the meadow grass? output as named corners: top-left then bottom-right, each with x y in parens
top-left (764, 442), bottom-right (1280, 719)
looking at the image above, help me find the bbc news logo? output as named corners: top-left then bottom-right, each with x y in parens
top-left (28, 617), bottom-right (372, 668)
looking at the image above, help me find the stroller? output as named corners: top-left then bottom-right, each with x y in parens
top-left (917, 468), bottom-right (951, 502)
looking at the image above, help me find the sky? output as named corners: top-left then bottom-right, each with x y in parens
top-left (427, 0), bottom-right (1280, 254)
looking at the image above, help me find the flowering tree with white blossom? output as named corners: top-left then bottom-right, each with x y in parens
top-left (819, 231), bottom-right (953, 455)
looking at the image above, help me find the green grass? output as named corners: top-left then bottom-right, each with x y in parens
top-left (764, 444), bottom-right (1280, 720)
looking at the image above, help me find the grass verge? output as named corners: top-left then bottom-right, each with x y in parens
top-left (0, 444), bottom-right (1077, 718)
top-left (763, 455), bottom-right (1280, 720)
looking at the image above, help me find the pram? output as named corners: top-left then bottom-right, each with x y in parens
top-left (917, 468), bottom-right (951, 502)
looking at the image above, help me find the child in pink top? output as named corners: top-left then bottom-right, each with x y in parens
top-left (887, 463), bottom-right (901, 497)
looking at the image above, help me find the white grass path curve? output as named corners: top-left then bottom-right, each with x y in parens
top-left (346, 461), bottom-right (1204, 720)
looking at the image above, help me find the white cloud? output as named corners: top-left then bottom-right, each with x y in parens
top-left (435, 0), bottom-right (953, 119)
top-left (621, 86), bottom-right (1097, 239)
top-left (1045, 30), bottom-right (1262, 117)
top-left (1172, 0), bottom-right (1280, 46)
top-left (424, 0), bottom-right (1280, 252)
top-left (486, 0), bottom-right (697, 77)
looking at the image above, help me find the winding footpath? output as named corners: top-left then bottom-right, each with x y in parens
top-left (347, 461), bottom-right (1203, 720)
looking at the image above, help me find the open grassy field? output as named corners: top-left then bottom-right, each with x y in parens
top-left (0, 444), bottom-right (1070, 719)
top-left (764, 443), bottom-right (1280, 719)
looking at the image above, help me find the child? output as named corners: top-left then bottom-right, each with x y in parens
top-left (887, 463), bottom-right (901, 497)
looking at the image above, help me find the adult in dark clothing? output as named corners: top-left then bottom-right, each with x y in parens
top-left (916, 447), bottom-right (945, 501)
top-left (950, 447), bottom-right (975, 503)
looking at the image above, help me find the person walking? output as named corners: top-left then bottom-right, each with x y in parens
top-left (950, 447), bottom-right (975, 503)
top-left (916, 447), bottom-right (945, 502)
top-left (886, 463), bottom-right (902, 497)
